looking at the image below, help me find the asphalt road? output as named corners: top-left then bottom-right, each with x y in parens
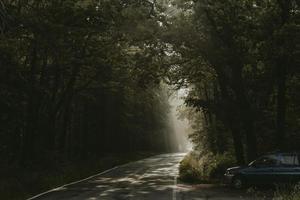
top-left (28, 153), bottom-right (262, 200)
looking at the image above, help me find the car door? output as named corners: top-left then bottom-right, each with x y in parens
top-left (244, 156), bottom-right (278, 185)
top-left (294, 166), bottom-right (300, 182)
top-left (295, 154), bottom-right (300, 182)
top-left (274, 153), bottom-right (300, 183)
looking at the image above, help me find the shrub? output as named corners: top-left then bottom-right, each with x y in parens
top-left (179, 152), bottom-right (203, 183)
top-left (179, 151), bottom-right (236, 183)
top-left (208, 153), bottom-right (236, 179)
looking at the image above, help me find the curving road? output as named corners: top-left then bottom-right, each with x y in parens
top-left (28, 153), bottom-right (261, 200)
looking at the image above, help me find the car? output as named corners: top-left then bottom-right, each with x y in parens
top-left (224, 152), bottom-right (300, 189)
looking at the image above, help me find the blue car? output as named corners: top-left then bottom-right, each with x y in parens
top-left (224, 152), bottom-right (300, 189)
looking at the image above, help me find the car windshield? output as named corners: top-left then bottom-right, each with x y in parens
top-left (249, 155), bottom-right (279, 167)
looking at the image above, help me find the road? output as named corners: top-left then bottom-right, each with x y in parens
top-left (28, 153), bottom-right (261, 200)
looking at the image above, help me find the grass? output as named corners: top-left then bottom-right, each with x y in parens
top-left (0, 152), bottom-right (157, 200)
top-left (245, 184), bottom-right (300, 200)
top-left (273, 184), bottom-right (300, 200)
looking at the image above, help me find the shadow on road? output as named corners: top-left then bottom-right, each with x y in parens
top-left (29, 153), bottom-right (273, 200)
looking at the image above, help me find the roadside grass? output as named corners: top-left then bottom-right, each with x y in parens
top-left (246, 187), bottom-right (274, 199)
top-left (246, 184), bottom-right (300, 200)
top-left (0, 152), bottom-right (156, 200)
top-left (273, 184), bottom-right (300, 200)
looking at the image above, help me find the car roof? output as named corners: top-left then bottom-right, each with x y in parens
top-left (265, 152), bottom-right (300, 156)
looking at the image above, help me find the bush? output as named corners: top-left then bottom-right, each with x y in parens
top-left (179, 152), bottom-right (203, 183)
top-left (179, 151), bottom-right (236, 183)
top-left (208, 153), bottom-right (236, 179)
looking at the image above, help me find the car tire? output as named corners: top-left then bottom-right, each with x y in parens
top-left (232, 176), bottom-right (245, 189)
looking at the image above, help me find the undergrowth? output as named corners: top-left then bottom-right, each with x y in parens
top-left (179, 151), bottom-right (236, 183)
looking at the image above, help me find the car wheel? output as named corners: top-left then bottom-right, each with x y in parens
top-left (232, 176), bottom-right (244, 189)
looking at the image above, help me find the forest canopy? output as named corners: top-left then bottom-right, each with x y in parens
top-left (0, 0), bottom-right (299, 187)
top-left (0, 0), bottom-right (179, 167)
top-left (166, 0), bottom-right (300, 164)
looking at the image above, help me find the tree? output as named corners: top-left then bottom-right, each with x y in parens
top-left (164, 0), bottom-right (299, 163)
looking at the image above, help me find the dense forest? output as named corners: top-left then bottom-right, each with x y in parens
top-left (0, 0), bottom-right (178, 168)
top-left (0, 0), bottom-right (300, 199)
top-left (168, 0), bottom-right (300, 164)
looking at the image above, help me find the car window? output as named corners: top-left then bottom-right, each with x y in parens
top-left (279, 154), bottom-right (299, 166)
top-left (252, 156), bottom-right (278, 167)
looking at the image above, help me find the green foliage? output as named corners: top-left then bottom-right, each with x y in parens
top-left (1, 0), bottom-right (300, 197)
top-left (179, 152), bottom-right (203, 183)
top-left (0, 0), bottom-right (175, 166)
top-left (209, 153), bottom-right (237, 179)
top-left (167, 0), bottom-right (300, 164)
top-left (179, 151), bottom-right (236, 183)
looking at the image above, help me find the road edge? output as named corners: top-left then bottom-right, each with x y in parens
top-left (26, 153), bottom-right (169, 200)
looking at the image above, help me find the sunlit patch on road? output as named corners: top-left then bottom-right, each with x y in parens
top-left (28, 153), bottom-right (261, 200)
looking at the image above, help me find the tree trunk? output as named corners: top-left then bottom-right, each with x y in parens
top-left (215, 68), bottom-right (246, 163)
top-left (275, 0), bottom-right (291, 150)
top-left (21, 39), bottom-right (38, 165)
top-left (276, 61), bottom-right (286, 150)
top-left (229, 123), bottom-right (245, 165)
top-left (232, 64), bottom-right (257, 161)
